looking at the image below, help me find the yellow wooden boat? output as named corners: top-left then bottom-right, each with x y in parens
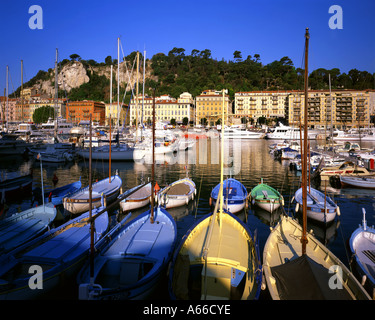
top-left (168, 89), bottom-right (262, 300)
top-left (168, 184), bottom-right (262, 300)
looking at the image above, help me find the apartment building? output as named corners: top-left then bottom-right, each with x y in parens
top-left (129, 92), bottom-right (194, 125)
top-left (288, 90), bottom-right (374, 129)
top-left (234, 91), bottom-right (289, 122)
top-left (66, 100), bottom-right (106, 125)
top-left (0, 97), bottom-right (17, 122)
top-left (196, 90), bottom-right (229, 126)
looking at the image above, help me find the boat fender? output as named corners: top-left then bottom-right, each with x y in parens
top-left (281, 197), bottom-right (284, 206)
top-left (209, 197), bottom-right (212, 206)
top-left (191, 193), bottom-right (194, 201)
top-left (194, 188), bottom-right (197, 195)
top-left (337, 206), bottom-right (341, 216)
top-left (186, 197), bottom-right (189, 205)
top-left (295, 203), bottom-right (299, 212)
top-left (290, 196), bottom-right (294, 203)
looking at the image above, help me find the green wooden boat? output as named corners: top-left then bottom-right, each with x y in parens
top-left (250, 179), bottom-right (283, 213)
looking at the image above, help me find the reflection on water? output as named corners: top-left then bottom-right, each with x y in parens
top-left (2, 138), bottom-right (375, 299)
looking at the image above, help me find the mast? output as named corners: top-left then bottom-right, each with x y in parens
top-left (89, 114), bottom-right (94, 284)
top-left (21, 60), bottom-right (23, 122)
top-left (301, 27), bottom-right (310, 255)
top-left (6, 66), bottom-right (8, 131)
top-left (54, 48), bottom-right (58, 139)
top-left (142, 50), bottom-right (146, 140)
top-left (135, 51), bottom-right (139, 141)
top-left (150, 89), bottom-right (156, 224)
top-left (110, 64), bottom-right (113, 126)
top-left (117, 37), bottom-right (120, 127)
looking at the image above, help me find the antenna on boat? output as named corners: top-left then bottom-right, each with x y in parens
top-left (109, 114), bottom-right (112, 183)
top-left (301, 27), bottom-right (310, 255)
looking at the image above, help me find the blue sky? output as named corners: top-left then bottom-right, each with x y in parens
top-left (1, 0), bottom-right (374, 94)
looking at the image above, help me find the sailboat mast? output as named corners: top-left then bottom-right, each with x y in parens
top-left (219, 89), bottom-right (226, 218)
top-left (117, 37), bottom-right (120, 127)
top-left (135, 51), bottom-right (139, 141)
top-left (150, 90), bottom-right (156, 224)
top-left (21, 60), bottom-right (23, 122)
top-left (54, 48), bottom-right (58, 139)
top-left (302, 27), bottom-right (310, 255)
top-left (110, 64), bottom-right (113, 124)
top-left (6, 66), bottom-right (8, 131)
top-left (89, 114), bottom-right (94, 282)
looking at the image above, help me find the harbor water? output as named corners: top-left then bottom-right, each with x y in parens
top-left (1, 138), bottom-right (375, 300)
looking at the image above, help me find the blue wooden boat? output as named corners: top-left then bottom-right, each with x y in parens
top-left (0, 203), bottom-right (57, 255)
top-left (0, 201), bottom-right (109, 300)
top-left (44, 178), bottom-right (82, 206)
top-left (77, 206), bottom-right (177, 300)
top-left (349, 208), bottom-right (375, 294)
top-left (294, 186), bottom-right (338, 224)
top-left (210, 178), bottom-right (248, 214)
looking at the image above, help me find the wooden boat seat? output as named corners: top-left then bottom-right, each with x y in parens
top-left (125, 222), bottom-right (164, 256)
top-left (200, 264), bottom-right (232, 300)
top-left (363, 250), bottom-right (375, 264)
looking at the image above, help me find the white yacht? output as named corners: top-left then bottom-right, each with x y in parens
top-left (266, 123), bottom-right (319, 140)
top-left (223, 126), bottom-right (265, 139)
top-left (41, 117), bottom-right (73, 135)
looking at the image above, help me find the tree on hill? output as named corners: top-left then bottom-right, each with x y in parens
top-left (33, 105), bottom-right (55, 124)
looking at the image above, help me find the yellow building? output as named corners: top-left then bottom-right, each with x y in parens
top-left (129, 92), bottom-right (194, 125)
top-left (234, 91), bottom-right (289, 121)
top-left (196, 90), bottom-right (229, 126)
top-left (288, 90), bottom-right (373, 129)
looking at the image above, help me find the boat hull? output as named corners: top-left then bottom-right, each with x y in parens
top-left (0, 207), bottom-right (109, 300)
top-left (263, 215), bottom-right (371, 300)
top-left (77, 207), bottom-right (177, 300)
top-left (63, 176), bottom-right (122, 215)
top-left (159, 178), bottom-right (196, 209)
top-left (168, 211), bottom-right (262, 300)
top-left (349, 224), bottom-right (375, 291)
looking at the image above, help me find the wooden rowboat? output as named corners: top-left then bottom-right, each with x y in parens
top-left (63, 175), bottom-right (122, 215)
top-left (263, 214), bottom-right (371, 300)
top-left (250, 179), bottom-right (283, 213)
top-left (159, 178), bottom-right (196, 209)
top-left (119, 182), bottom-right (152, 213)
top-left (349, 208), bottom-right (375, 297)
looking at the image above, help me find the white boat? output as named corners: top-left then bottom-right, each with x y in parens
top-left (340, 175), bottom-right (375, 189)
top-left (77, 143), bottom-right (134, 161)
top-left (294, 186), bottom-right (339, 224)
top-left (266, 123), bottom-right (319, 140)
top-left (333, 129), bottom-right (375, 142)
top-left (349, 208), bottom-right (375, 294)
top-left (63, 175), bottom-right (122, 215)
top-left (14, 123), bottom-right (44, 142)
top-left (119, 182), bottom-right (152, 213)
top-left (159, 178), bottom-right (196, 209)
top-left (223, 127), bottom-right (265, 139)
top-left (41, 117), bottom-right (73, 135)
top-left (262, 215), bottom-right (371, 300)
top-left (0, 203), bottom-right (57, 255)
top-left (178, 138), bottom-right (196, 150)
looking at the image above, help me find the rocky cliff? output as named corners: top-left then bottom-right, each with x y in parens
top-left (30, 59), bottom-right (154, 99)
